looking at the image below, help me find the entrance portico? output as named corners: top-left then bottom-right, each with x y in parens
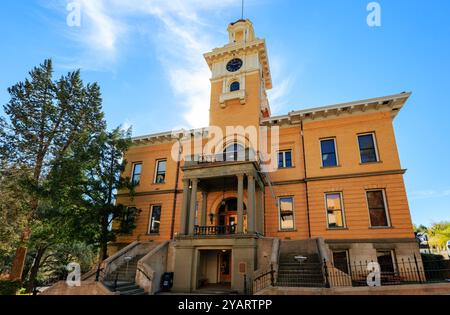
top-left (178, 159), bottom-right (265, 237)
top-left (172, 157), bottom-right (264, 293)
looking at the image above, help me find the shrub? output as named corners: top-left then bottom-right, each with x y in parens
top-left (0, 280), bottom-right (22, 295)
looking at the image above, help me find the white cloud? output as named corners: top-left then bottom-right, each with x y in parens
top-left (58, 0), bottom-right (242, 128)
top-left (54, 0), bottom-right (293, 129)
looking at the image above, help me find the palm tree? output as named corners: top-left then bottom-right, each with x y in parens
top-left (427, 222), bottom-right (450, 251)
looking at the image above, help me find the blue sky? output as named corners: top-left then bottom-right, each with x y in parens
top-left (0, 0), bottom-right (449, 226)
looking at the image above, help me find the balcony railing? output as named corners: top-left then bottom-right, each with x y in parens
top-left (194, 225), bottom-right (236, 236)
top-left (184, 149), bottom-right (257, 167)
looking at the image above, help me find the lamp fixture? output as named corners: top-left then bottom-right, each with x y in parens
top-left (209, 212), bottom-right (214, 225)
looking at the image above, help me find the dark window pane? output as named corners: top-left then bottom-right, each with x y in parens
top-left (321, 139), bottom-right (335, 154)
top-left (360, 149), bottom-right (377, 163)
top-left (230, 81), bottom-right (240, 92)
top-left (358, 134), bottom-right (375, 149)
top-left (155, 160), bottom-right (166, 183)
top-left (278, 152), bottom-right (284, 168)
top-left (322, 153), bottom-right (337, 167)
top-left (149, 206), bottom-right (161, 234)
top-left (377, 251), bottom-right (395, 273)
top-left (285, 151), bottom-right (292, 167)
top-left (358, 134), bottom-right (377, 163)
top-left (367, 191), bottom-right (389, 227)
top-left (321, 139), bottom-right (337, 167)
top-left (132, 163), bottom-right (142, 185)
top-left (333, 251), bottom-right (349, 274)
top-left (367, 191), bottom-right (384, 208)
top-left (278, 151), bottom-right (292, 168)
top-left (369, 208), bottom-right (389, 227)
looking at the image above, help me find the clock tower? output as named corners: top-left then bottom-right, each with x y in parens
top-left (204, 19), bottom-right (272, 132)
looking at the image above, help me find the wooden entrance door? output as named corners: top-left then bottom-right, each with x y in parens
top-left (219, 251), bottom-right (231, 283)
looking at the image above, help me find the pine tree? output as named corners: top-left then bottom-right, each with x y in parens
top-left (2, 59), bottom-right (105, 280)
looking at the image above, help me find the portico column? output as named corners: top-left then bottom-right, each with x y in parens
top-left (180, 179), bottom-right (190, 235)
top-left (237, 174), bottom-right (244, 233)
top-left (247, 174), bottom-right (256, 234)
top-left (201, 191), bottom-right (207, 226)
top-left (259, 184), bottom-right (265, 235)
top-left (188, 178), bottom-right (198, 235)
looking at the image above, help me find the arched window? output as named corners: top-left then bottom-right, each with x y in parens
top-left (230, 81), bottom-right (240, 92)
top-left (223, 143), bottom-right (245, 161)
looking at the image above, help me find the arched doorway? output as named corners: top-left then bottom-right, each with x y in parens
top-left (217, 198), bottom-right (247, 232)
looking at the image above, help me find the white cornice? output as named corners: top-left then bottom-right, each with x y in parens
top-left (131, 92), bottom-right (411, 145)
top-left (261, 92), bottom-right (412, 126)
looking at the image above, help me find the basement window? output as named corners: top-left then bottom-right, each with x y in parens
top-left (332, 250), bottom-right (350, 274)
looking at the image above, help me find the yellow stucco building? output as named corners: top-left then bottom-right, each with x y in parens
top-left (104, 19), bottom-right (420, 295)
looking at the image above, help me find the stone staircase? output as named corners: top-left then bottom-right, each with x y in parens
top-left (276, 240), bottom-right (327, 288)
top-left (103, 255), bottom-right (146, 295)
top-left (104, 281), bottom-right (146, 295)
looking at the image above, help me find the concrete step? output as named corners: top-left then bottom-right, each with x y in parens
top-left (119, 287), bottom-right (146, 295)
top-left (276, 281), bottom-right (325, 288)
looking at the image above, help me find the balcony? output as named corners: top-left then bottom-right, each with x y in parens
top-left (184, 148), bottom-right (258, 168)
top-left (219, 89), bottom-right (246, 106)
top-left (194, 225), bottom-right (236, 236)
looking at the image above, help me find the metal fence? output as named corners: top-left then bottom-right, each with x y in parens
top-left (249, 256), bottom-right (450, 294)
top-left (327, 256), bottom-right (450, 287)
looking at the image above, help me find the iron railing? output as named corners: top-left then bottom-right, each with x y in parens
top-left (194, 225), bottom-right (236, 236)
top-left (184, 149), bottom-right (258, 167)
top-left (248, 256), bottom-right (450, 294)
top-left (326, 256), bottom-right (450, 287)
top-left (247, 264), bottom-right (276, 295)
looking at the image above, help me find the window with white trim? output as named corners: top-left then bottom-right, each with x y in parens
top-left (358, 133), bottom-right (379, 163)
top-left (230, 81), bottom-right (240, 92)
top-left (320, 138), bottom-right (338, 167)
top-left (278, 197), bottom-right (295, 230)
top-left (154, 160), bottom-right (166, 184)
top-left (148, 205), bottom-right (162, 234)
top-left (325, 192), bottom-right (345, 228)
top-left (278, 150), bottom-right (293, 168)
top-left (131, 163), bottom-right (142, 186)
top-left (366, 190), bottom-right (390, 227)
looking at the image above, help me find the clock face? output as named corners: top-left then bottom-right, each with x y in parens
top-left (226, 58), bottom-right (243, 72)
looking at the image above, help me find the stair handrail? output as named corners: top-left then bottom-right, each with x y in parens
top-left (100, 241), bottom-right (142, 281)
top-left (136, 241), bottom-right (170, 294)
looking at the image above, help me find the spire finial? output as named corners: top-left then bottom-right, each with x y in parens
top-left (241, 0), bottom-right (244, 20)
